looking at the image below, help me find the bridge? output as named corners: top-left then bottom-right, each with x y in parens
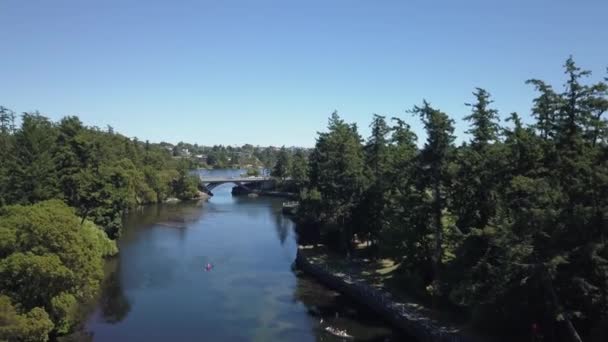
top-left (198, 176), bottom-right (272, 195)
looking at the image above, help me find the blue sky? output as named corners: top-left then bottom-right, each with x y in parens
top-left (1, 0), bottom-right (607, 147)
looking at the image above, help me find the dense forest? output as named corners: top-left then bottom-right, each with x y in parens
top-left (0, 113), bottom-right (204, 340)
top-left (296, 58), bottom-right (608, 341)
top-left (0, 112), bottom-right (204, 238)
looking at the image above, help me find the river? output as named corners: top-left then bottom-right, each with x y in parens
top-left (83, 169), bottom-right (406, 341)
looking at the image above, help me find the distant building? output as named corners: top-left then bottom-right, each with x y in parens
top-left (195, 154), bottom-right (207, 163)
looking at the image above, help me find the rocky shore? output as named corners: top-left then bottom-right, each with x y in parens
top-left (295, 248), bottom-right (479, 342)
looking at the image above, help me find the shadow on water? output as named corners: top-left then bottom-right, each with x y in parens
top-left (98, 258), bottom-right (131, 324)
top-left (232, 194), bottom-right (291, 245)
top-left (291, 270), bottom-right (409, 342)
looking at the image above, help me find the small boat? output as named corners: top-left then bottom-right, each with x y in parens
top-left (324, 326), bottom-right (353, 339)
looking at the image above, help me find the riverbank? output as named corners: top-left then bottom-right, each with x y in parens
top-left (231, 185), bottom-right (297, 199)
top-left (255, 190), bottom-right (298, 199)
top-left (165, 191), bottom-right (211, 203)
top-left (295, 245), bottom-right (490, 342)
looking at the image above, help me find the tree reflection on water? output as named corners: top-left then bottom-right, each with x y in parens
top-left (99, 259), bottom-right (131, 324)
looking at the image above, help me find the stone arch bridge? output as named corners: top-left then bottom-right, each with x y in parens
top-left (199, 176), bottom-right (273, 196)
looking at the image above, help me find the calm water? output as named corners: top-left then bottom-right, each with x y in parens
top-left (84, 169), bottom-right (406, 341)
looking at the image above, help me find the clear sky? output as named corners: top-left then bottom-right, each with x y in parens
top-left (1, 0), bottom-right (607, 147)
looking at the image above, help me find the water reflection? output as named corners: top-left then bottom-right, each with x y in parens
top-left (98, 259), bottom-right (131, 324)
top-left (273, 208), bottom-right (291, 245)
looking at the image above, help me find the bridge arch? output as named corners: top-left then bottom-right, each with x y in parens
top-left (198, 176), bottom-right (272, 196)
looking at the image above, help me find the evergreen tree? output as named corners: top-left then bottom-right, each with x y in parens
top-left (6, 113), bottom-right (60, 204)
top-left (306, 112), bottom-right (366, 254)
top-left (452, 89), bottom-right (502, 233)
top-left (290, 149), bottom-right (309, 189)
top-left (356, 114), bottom-right (390, 247)
top-left (410, 101), bottom-right (455, 295)
top-left (464, 88), bottom-right (500, 147)
top-left (272, 146), bottom-right (291, 180)
top-left (526, 79), bottom-right (561, 140)
top-left (0, 107), bottom-right (16, 206)
top-left (381, 118), bottom-right (422, 262)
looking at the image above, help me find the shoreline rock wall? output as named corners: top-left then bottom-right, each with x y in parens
top-left (294, 250), bottom-right (476, 342)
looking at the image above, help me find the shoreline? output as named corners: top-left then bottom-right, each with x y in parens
top-left (294, 247), bottom-right (481, 342)
top-left (231, 186), bottom-right (298, 199)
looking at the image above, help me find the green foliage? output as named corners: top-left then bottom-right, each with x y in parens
top-left (290, 150), bottom-right (309, 187)
top-left (359, 115), bottom-right (391, 242)
top-left (246, 168), bottom-right (260, 176)
top-left (272, 146), bottom-right (291, 180)
top-left (5, 113), bottom-right (60, 204)
top-left (304, 111), bottom-right (367, 253)
top-left (82, 221), bottom-right (118, 257)
top-left (49, 293), bottom-right (78, 335)
top-left (172, 161), bottom-right (200, 200)
top-left (0, 295), bottom-right (54, 342)
top-left (0, 200), bottom-right (116, 337)
top-left (0, 252), bottom-right (75, 311)
top-left (411, 101), bottom-right (455, 294)
top-left (463, 88), bottom-right (500, 147)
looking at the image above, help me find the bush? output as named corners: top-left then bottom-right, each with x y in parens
top-left (0, 295), bottom-right (54, 342)
top-left (50, 293), bottom-right (78, 335)
top-left (0, 200), bottom-right (117, 337)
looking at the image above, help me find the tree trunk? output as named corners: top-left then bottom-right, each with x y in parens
top-left (541, 267), bottom-right (583, 342)
top-left (80, 208), bottom-right (90, 225)
top-left (432, 177), bottom-right (443, 296)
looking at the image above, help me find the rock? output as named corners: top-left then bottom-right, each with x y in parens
top-left (194, 191), bottom-right (210, 201)
top-left (165, 197), bottom-right (181, 203)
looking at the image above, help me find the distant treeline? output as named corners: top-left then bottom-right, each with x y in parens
top-left (165, 141), bottom-right (311, 170)
top-left (297, 58), bottom-right (608, 341)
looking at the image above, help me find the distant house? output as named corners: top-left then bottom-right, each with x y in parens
top-left (195, 154), bottom-right (207, 163)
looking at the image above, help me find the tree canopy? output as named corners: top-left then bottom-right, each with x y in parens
top-left (0, 200), bottom-right (117, 339)
top-left (0, 113), bottom-right (202, 237)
